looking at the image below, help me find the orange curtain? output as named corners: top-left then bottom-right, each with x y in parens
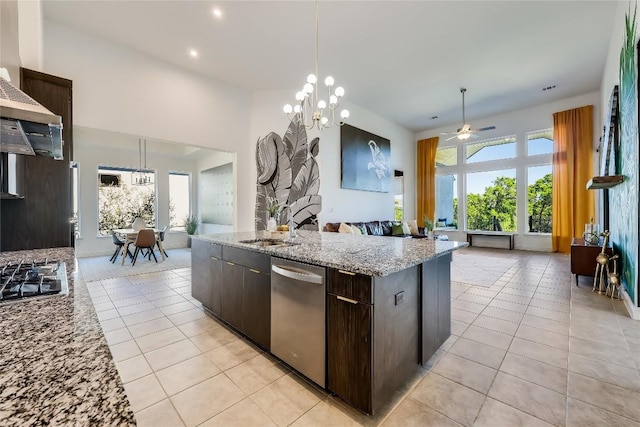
top-left (417, 137), bottom-right (439, 227)
top-left (552, 105), bottom-right (595, 253)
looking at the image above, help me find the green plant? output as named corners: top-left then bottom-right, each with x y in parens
top-left (423, 216), bottom-right (434, 232)
top-left (184, 214), bottom-right (200, 235)
top-left (267, 197), bottom-right (280, 218)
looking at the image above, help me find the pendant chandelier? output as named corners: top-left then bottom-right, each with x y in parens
top-left (132, 139), bottom-right (153, 186)
top-left (283, 0), bottom-right (349, 130)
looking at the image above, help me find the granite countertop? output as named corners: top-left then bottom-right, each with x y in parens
top-left (0, 247), bottom-right (134, 426)
top-left (195, 230), bottom-right (467, 276)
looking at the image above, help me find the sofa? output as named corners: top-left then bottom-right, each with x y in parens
top-left (323, 220), bottom-right (427, 238)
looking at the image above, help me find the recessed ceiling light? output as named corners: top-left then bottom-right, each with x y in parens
top-left (189, 49), bottom-right (199, 58)
top-left (212, 8), bottom-right (222, 18)
top-left (542, 85), bottom-right (557, 91)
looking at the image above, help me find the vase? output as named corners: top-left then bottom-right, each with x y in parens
top-left (428, 230), bottom-right (434, 240)
top-left (268, 217), bottom-right (277, 232)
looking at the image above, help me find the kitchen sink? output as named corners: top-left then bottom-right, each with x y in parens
top-left (239, 238), bottom-right (299, 248)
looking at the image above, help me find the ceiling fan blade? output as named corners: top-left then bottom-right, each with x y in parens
top-left (440, 131), bottom-right (456, 135)
top-left (444, 135), bottom-right (459, 141)
top-left (475, 126), bottom-right (496, 132)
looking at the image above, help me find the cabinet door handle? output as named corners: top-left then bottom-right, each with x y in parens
top-left (338, 269), bottom-right (356, 276)
top-left (226, 262), bottom-right (235, 266)
top-left (210, 256), bottom-right (218, 260)
top-left (249, 268), bottom-right (260, 274)
top-left (337, 295), bottom-right (358, 304)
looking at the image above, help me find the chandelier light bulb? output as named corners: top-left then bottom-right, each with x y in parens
top-left (303, 83), bottom-right (314, 94)
top-left (317, 100), bottom-right (327, 109)
top-left (293, 105), bottom-right (302, 113)
top-left (321, 117), bottom-right (329, 125)
top-left (295, 91), bottom-right (305, 101)
top-left (307, 74), bottom-right (317, 84)
top-left (329, 95), bottom-right (338, 105)
top-left (283, 104), bottom-right (293, 114)
top-left (340, 109), bottom-right (350, 119)
top-left (334, 87), bottom-right (345, 97)
top-left (325, 76), bottom-right (334, 86)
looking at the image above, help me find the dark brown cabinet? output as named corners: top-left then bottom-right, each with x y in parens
top-left (327, 291), bottom-right (373, 414)
top-left (221, 261), bottom-right (244, 331)
top-left (191, 238), bottom-right (211, 306)
top-left (242, 268), bottom-right (271, 349)
top-left (421, 253), bottom-right (452, 364)
top-left (327, 267), bottom-right (419, 415)
top-left (191, 240), bottom-right (222, 314)
top-left (570, 238), bottom-right (613, 286)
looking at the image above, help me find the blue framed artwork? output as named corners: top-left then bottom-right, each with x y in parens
top-left (340, 124), bottom-right (391, 193)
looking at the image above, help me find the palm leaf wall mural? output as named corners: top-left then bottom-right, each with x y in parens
top-left (255, 114), bottom-right (322, 231)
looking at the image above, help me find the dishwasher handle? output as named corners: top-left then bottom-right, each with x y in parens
top-left (272, 264), bottom-right (323, 284)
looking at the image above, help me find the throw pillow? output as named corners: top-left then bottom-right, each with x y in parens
top-left (436, 221), bottom-right (446, 228)
top-left (402, 221), bottom-right (411, 235)
top-left (350, 225), bottom-right (362, 235)
top-left (391, 223), bottom-right (405, 236)
top-left (407, 220), bottom-right (419, 235)
top-left (338, 222), bottom-right (353, 234)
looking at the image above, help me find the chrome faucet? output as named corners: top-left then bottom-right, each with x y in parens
top-left (281, 204), bottom-right (296, 241)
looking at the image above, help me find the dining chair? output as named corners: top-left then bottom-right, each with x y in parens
top-left (132, 229), bottom-right (158, 265)
top-left (110, 230), bottom-right (133, 263)
top-left (149, 225), bottom-right (169, 259)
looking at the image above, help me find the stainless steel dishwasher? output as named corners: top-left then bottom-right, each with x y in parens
top-left (271, 258), bottom-right (326, 388)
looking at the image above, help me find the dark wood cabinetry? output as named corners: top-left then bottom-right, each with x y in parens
top-left (1, 69), bottom-right (73, 251)
top-left (327, 266), bottom-right (419, 415)
top-left (570, 238), bottom-right (613, 286)
top-left (221, 261), bottom-right (244, 331)
top-left (242, 268), bottom-right (271, 349)
top-left (191, 241), bottom-right (271, 350)
top-left (191, 240), bottom-right (222, 314)
top-left (327, 292), bottom-right (373, 413)
top-left (421, 253), bottom-right (452, 363)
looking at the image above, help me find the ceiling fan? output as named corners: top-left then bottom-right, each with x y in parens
top-left (441, 88), bottom-right (495, 141)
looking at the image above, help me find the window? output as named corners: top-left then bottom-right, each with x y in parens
top-left (527, 129), bottom-right (553, 156)
top-left (436, 146), bottom-right (457, 167)
top-left (98, 166), bottom-right (156, 235)
top-left (466, 169), bottom-right (517, 232)
top-left (466, 136), bottom-right (516, 164)
top-left (169, 172), bottom-right (191, 229)
top-left (435, 174), bottom-right (457, 228)
top-left (393, 171), bottom-right (404, 221)
top-left (527, 165), bottom-right (552, 233)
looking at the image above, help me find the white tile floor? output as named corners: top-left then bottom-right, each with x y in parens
top-left (85, 248), bottom-right (640, 426)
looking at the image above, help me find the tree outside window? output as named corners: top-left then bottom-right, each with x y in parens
top-left (98, 167), bottom-right (156, 235)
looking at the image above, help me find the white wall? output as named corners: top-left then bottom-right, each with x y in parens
top-left (42, 20), bottom-right (256, 232)
top-left (250, 91), bottom-right (416, 228)
top-left (0, 0), bottom-right (21, 83)
top-left (416, 91), bottom-right (600, 252)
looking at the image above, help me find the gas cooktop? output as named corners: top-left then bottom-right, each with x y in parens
top-left (0, 259), bottom-right (68, 301)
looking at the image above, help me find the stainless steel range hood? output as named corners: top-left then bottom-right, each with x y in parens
top-left (0, 77), bottom-right (63, 160)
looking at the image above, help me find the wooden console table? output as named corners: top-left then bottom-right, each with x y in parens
top-left (570, 238), bottom-right (613, 286)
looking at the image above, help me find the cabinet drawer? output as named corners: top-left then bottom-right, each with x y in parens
top-left (327, 268), bottom-right (373, 304)
top-left (223, 246), bottom-right (270, 273)
top-left (210, 243), bottom-right (222, 259)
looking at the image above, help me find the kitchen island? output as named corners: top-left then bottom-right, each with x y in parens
top-left (0, 247), bottom-right (134, 426)
top-left (191, 230), bottom-right (466, 415)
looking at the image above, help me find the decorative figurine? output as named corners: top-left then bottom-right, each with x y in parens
top-left (606, 254), bottom-right (621, 300)
top-left (593, 231), bottom-right (611, 295)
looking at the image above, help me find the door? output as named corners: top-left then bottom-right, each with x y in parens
top-left (242, 268), bottom-right (270, 349)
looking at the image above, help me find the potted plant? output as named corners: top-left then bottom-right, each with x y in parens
top-left (423, 216), bottom-right (434, 239)
top-left (184, 213), bottom-right (200, 248)
top-left (267, 197), bottom-right (280, 232)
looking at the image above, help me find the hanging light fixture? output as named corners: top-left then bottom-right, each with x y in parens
top-left (283, 0), bottom-right (349, 130)
top-left (132, 139), bottom-right (153, 186)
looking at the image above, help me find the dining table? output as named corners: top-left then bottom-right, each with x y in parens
top-left (113, 228), bottom-right (166, 265)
